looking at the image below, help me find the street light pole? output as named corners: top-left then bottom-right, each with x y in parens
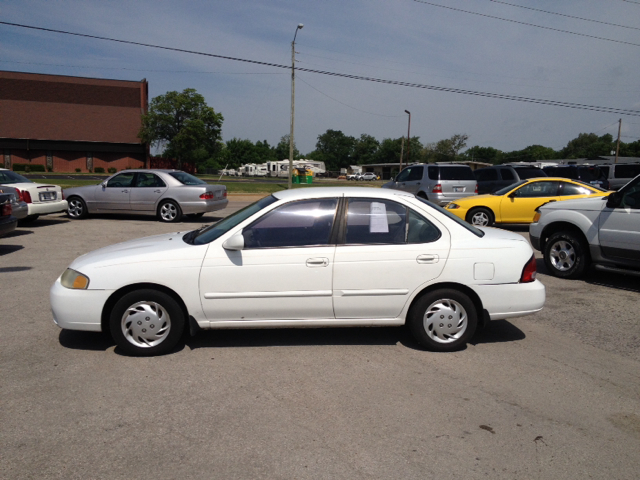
top-left (289, 23), bottom-right (304, 189)
top-left (403, 110), bottom-right (411, 172)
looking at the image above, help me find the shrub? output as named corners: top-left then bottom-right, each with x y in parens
top-left (47, 166), bottom-right (53, 172)
top-left (75, 168), bottom-right (81, 173)
top-left (107, 167), bottom-right (117, 174)
top-left (94, 167), bottom-right (105, 173)
top-left (12, 163), bottom-right (46, 172)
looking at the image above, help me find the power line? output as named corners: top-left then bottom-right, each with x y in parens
top-left (412, 0), bottom-right (640, 47)
top-left (488, 0), bottom-right (640, 31)
top-left (1, 20), bottom-right (639, 117)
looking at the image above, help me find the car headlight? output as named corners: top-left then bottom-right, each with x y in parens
top-left (61, 269), bottom-right (90, 289)
top-left (446, 203), bottom-right (460, 209)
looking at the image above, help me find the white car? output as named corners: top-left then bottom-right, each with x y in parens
top-left (360, 172), bottom-right (378, 181)
top-left (50, 187), bottom-right (545, 356)
top-left (0, 169), bottom-right (68, 222)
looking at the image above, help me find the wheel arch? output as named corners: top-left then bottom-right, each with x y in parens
top-left (407, 281), bottom-right (488, 328)
top-left (540, 221), bottom-right (588, 252)
top-left (465, 205), bottom-right (496, 223)
top-left (155, 197), bottom-right (179, 213)
top-left (101, 282), bottom-right (189, 334)
top-left (66, 194), bottom-right (89, 213)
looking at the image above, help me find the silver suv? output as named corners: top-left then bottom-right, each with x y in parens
top-left (382, 163), bottom-right (477, 205)
top-left (529, 174), bottom-right (640, 278)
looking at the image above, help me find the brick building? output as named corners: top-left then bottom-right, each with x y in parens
top-left (0, 70), bottom-right (148, 172)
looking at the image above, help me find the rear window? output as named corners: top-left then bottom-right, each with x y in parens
top-left (169, 171), bottom-right (207, 185)
top-left (438, 166), bottom-right (476, 181)
top-left (614, 164), bottom-right (640, 179)
top-left (0, 170), bottom-right (32, 184)
top-left (515, 167), bottom-right (547, 179)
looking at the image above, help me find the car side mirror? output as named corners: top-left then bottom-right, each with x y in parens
top-left (606, 192), bottom-right (622, 209)
top-left (508, 192), bottom-right (516, 198)
top-left (222, 232), bottom-right (245, 251)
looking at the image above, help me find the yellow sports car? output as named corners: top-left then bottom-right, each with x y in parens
top-left (445, 177), bottom-right (609, 226)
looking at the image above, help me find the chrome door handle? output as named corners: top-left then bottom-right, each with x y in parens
top-left (154, 190), bottom-right (162, 193)
top-left (306, 258), bottom-right (329, 267)
top-left (121, 189), bottom-right (129, 193)
top-left (416, 254), bottom-right (438, 264)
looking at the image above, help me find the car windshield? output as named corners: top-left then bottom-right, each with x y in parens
top-left (415, 196), bottom-right (484, 238)
top-left (493, 180), bottom-right (527, 196)
top-left (169, 171), bottom-right (207, 185)
top-left (0, 170), bottom-right (32, 184)
top-left (188, 195), bottom-right (279, 245)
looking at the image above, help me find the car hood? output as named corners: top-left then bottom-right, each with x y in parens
top-left (69, 231), bottom-right (202, 271)
top-left (539, 195), bottom-right (608, 212)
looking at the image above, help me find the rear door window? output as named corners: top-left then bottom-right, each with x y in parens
top-left (559, 182), bottom-right (593, 196)
top-left (475, 169), bottom-right (498, 181)
top-left (500, 169), bottom-right (515, 181)
top-left (428, 166), bottom-right (439, 180)
top-left (345, 199), bottom-right (407, 245)
top-left (614, 164), bottom-right (640, 179)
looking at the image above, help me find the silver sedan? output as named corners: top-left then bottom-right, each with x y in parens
top-left (64, 170), bottom-right (228, 223)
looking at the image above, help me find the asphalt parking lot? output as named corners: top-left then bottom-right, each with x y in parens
top-left (1, 199), bottom-right (639, 480)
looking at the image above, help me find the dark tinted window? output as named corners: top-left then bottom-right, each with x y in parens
top-left (0, 170), bottom-right (32, 184)
top-left (600, 166), bottom-right (610, 177)
top-left (621, 180), bottom-right (640, 209)
top-left (428, 166), bottom-right (439, 180)
top-left (106, 172), bottom-right (135, 188)
top-left (243, 198), bottom-right (338, 248)
top-left (395, 167), bottom-right (412, 182)
top-left (415, 196), bottom-right (484, 237)
top-left (134, 173), bottom-right (166, 188)
top-left (577, 166), bottom-right (605, 182)
top-left (407, 166), bottom-right (424, 181)
top-left (515, 167), bottom-right (546, 179)
top-left (475, 169), bottom-right (498, 181)
top-left (614, 164), bottom-right (640, 179)
top-left (439, 166), bottom-right (475, 180)
top-left (513, 181), bottom-right (559, 197)
top-left (560, 182), bottom-right (593, 196)
top-left (500, 168), bottom-right (515, 181)
top-left (169, 171), bottom-right (207, 185)
top-left (407, 209), bottom-right (441, 243)
top-left (345, 199), bottom-right (406, 245)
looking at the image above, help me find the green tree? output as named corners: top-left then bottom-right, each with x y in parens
top-left (313, 129), bottom-right (356, 170)
top-left (423, 133), bottom-right (469, 162)
top-left (139, 88), bottom-right (224, 169)
top-left (223, 138), bottom-right (259, 168)
top-left (460, 146), bottom-right (503, 164)
top-left (561, 133), bottom-right (614, 159)
top-left (352, 134), bottom-right (380, 165)
top-left (254, 140), bottom-right (277, 163)
top-left (274, 135), bottom-right (300, 160)
top-left (501, 145), bottom-right (559, 163)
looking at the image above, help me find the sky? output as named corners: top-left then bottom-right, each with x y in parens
top-left (1, 0), bottom-right (640, 155)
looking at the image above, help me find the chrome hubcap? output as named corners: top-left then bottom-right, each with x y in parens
top-left (424, 299), bottom-right (468, 343)
top-left (471, 211), bottom-right (489, 226)
top-left (68, 199), bottom-right (83, 217)
top-left (549, 240), bottom-right (576, 271)
top-left (160, 203), bottom-right (177, 221)
top-left (121, 301), bottom-right (171, 348)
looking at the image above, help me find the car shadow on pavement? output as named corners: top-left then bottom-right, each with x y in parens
top-left (0, 266), bottom-right (32, 272)
top-left (59, 330), bottom-right (116, 352)
top-left (536, 258), bottom-right (640, 293)
top-left (470, 320), bottom-right (526, 346)
top-left (0, 244), bottom-right (24, 256)
top-left (3, 229), bottom-right (33, 238)
top-left (78, 213), bottom-right (225, 224)
top-left (20, 218), bottom-right (69, 228)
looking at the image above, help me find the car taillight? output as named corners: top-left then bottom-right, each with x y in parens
top-left (432, 184), bottom-right (442, 193)
top-left (223, 190), bottom-right (227, 198)
top-left (520, 255), bottom-right (537, 283)
top-left (62, 191), bottom-right (65, 200)
top-left (17, 190), bottom-right (24, 202)
top-left (475, 184), bottom-right (478, 194)
top-left (2, 203), bottom-right (12, 216)
top-left (22, 190), bottom-right (32, 203)
top-left (200, 192), bottom-right (214, 200)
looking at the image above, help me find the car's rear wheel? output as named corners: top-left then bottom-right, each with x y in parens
top-left (467, 207), bottom-right (494, 227)
top-left (109, 289), bottom-right (185, 356)
top-left (408, 289), bottom-right (477, 352)
top-left (158, 200), bottom-right (182, 223)
top-left (544, 231), bottom-right (589, 279)
top-left (67, 196), bottom-right (88, 219)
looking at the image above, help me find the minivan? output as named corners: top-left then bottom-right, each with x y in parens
top-left (474, 165), bottom-right (547, 194)
top-left (382, 163), bottom-right (477, 205)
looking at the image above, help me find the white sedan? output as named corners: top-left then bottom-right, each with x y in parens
top-left (50, 187), bottom-right (545, 356)
top-left (0, 169), bottom-right (68, 222)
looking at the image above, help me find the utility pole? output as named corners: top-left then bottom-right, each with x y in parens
top-left (399, 137), bottom-right (405, 175)
top-left (404, 110), bottom-right (411, 168)
top-left (289, 24), bottom-right (304, 189)
top-left (615, 118), bottom-right (622, 164)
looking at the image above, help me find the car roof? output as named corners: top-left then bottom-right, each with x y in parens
top-left (272, 187), bottom-right (414, 201)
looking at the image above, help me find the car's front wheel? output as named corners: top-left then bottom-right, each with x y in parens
top-left (158, 200), bottom-right (182, 223)
top-left (466, 207), bottom-right (494, 227)
top-left (67, 196), bottom-right (88, 219)
top-left (109, 289), bottom-right (185, 356)
top-left (544, 231), bottom-right (589, 279)
top-left (408, 289), bottom-right (477, 352)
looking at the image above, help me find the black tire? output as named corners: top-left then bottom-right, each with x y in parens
top-left (187, 212), bottom-right (205, 219)
top-left (417, 192), bottom-right (428, 200)
top-left (67, 196), bottom-right (88, 219)
top-left (18, 214), bottom-right (39, 225)
top-left (544, 231), bottom-right (589, 279)
top-left (158, 200), bottom-right (182, 223)
top-left (408, 288), bottom-right (478, 352)
top-left (466, 207), bottom-right (494, 227)
top-left (109, 289), bottom-right (185, 356)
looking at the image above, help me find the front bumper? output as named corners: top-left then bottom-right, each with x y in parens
top-left (472, 279), bottom-right (546, 320)
top-left (50, 278), bottom-right (113, 332)
top-left (28, 199), bottom-right (68, 216)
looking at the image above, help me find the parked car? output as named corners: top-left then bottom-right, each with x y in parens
top-left (0, 169), bottom-right (68, 223)
top-left (359, 172), bottom-right (378, 181)
top-left (0, 193), bottom-right (17, 238)
top-left (595, 163), bottom-right (640, 190)
top-left (51, 187), bottom-right (545, 356)
top-left (0, 185), bottom-right (28, 220)
top-left (382, 163), bottom-right (477, 205)
top-left (542, 165), bottom-right (609, 190)
top-left (445, 177), bottom-right (608, 226)
top-left (63, 169), bottom-right (228, 223)
top-left (346, 173), bottom-right (361, 181)
top-left (474, 165), bottom-right (547, 194)
top-left (530, 174), bottom-right (640, 279)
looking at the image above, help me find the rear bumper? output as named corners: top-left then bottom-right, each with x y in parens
top-left (472, 280), bottom-right (546, 320)
top-left (28, 200), bottom-right (68, 216)
top-left (12, 203), bottom-right (29, 220)
top-left (429, 192), bottom-right (477, 206)
top-left (180, 198), bottom-right (229, 214)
